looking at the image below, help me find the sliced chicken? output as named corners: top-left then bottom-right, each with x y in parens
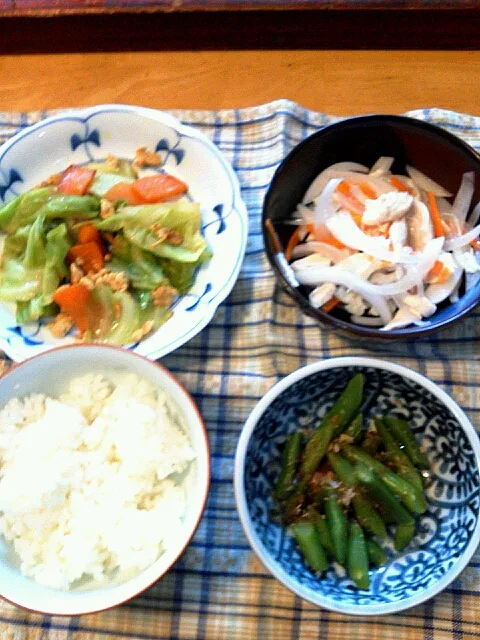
top-left (362, 192), bottom-right (413, 227)
top-left (309, 283), bottom-right (337, 309)
top-left (401, 294), bottom-right (437, 319)
top-left (406, 199), bottom-right (434, 251)
top-left (453, 247), bottom-right (480, 273)
top-left (380, 307), bottom-right (419, 331)
top-left (335, 288), bottom-right (368, 316)
top-left (291, 253), bottom-right (332, 271)
top-left (335, 253), bottom-right (384, 279)
top-left (389, 219), bottom-right (408, 253)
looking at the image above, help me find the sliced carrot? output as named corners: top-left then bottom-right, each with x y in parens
top-left (131, 173), bottom-right (188, 203)
top-left (336, 181), bottom-right (354, 198)
top-left (471, 238), bottom-right (480, 250)
top-left (104, 181), bottom-right (145, 205)
top-left (427, 191), bottom-right (445, 238)
top-left (52, 284), bottom-right (91, 333)
top-left (78, 223), bottom-right (102, 245)
top-left (389, 176), bottom-right (414, 195)
top-left (285, 227), bottom-right (301, 261)
top-left (314, 225), bottom-right (346, 250)
top-left (321, 296), bottom-right (340, 313)
top-left (358, 182), bottom-right (377, 200)
top-left (304, 221), bottom-right (346, 250)
top-left (77, 223), bottom-right (107, 256)
top-left (335, 181), bottom-right (365, 217)
top-left (68, 242), bottom-right (104, 273)
top-left (57, 165), bottom-right (96, 196)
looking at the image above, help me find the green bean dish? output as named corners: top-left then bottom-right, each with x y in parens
top-left (273, 374), bottom-right (429, 590)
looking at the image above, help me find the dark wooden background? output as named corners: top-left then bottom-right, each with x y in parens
top-left (2, 9), bottom-right (480, 53)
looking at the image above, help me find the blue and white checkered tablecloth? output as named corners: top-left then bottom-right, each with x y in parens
top-left (0, 100), bottom-right (479, 639)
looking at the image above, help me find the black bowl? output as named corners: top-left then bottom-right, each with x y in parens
top-left (263, 114), bottom-right (480, 340)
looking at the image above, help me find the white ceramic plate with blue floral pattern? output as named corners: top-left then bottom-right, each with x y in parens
top-left (0, 105), bottom-right (248, 362)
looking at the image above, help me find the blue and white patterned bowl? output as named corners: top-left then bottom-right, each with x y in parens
top-left (234, 357), bottom-right (480, 615)
top-left (0, 105), bottom-right (248, 362)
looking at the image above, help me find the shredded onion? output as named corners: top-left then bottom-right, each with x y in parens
top-left (369, 156), bottom-right (394, 176)
top-left (294, 266), bottom-right (392, 324)
top-left (303, 171), bottom-right (392, 204)
top-left (426, 266), bottom-right (463, 304)
top-left (289, 156), bottom-right (477, 330)
top-left (296, 203), bottom-right (314, 225)
top-left (326, 212), bottom-right (420, 264)
top-left (367, 237), bottom-right (444, 296)
top-left (391, 175), bottom-right (420, 197)
top-left (451, 172), bottom-right (475, 223)
top-left (299, 236), bottom-right (442, 301)
top-left (436, 197), bottom-right (453, 214)
top-left (406, 165), bottom-right (452, 198)
top-left (291, 254), bottom-right (331, 270)
top-left (291, 241), bottom-right (350, 263)
top-left (468, 200), bottom-right (480, 227)
top-left (302, 164), bottom-right (369, 202)
top-left (313, 178), bottom-right (342, 232)
top-left (444, 223), bottom-right (480, 251)
top-left (328, 172), bottom-right (394, 195)
top-left (380, 308), bottom-right (424, 331)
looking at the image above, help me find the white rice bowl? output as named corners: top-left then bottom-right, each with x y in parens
top-left (0, 345), bottom-right (209, 615)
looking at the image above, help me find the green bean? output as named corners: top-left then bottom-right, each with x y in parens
top-left (347, 521), bottom-right (370, 590)
top-left (299, 422), bottom-right (336, 489)
top-left (300, 374), bottom-right (364, 483)
top-left (354, 463), bottom-right (415, 526)
top-left (384, 416), bottom-right (428, 468)
top-left (313, 513), bottom-right (335, 556)
top-left (344, 413), bottom-right (363, 442)
top-left (394, 521), bottom-right (416, 552)
top-left (344, 445), bottom-right (427, 515)
top-left (274, 432), bottom-right (302, 500)
top-left (330, 374), bottom-right (365, 439)
top-left (327, 452), bottom-right (387, 539)
top-left (325, 488), bottom-right (348, 565)
top-left (290, 521), bottom-right (329, 573)
top-left (366, 539), bottom-right (387, 567)
top-left (352, 495), bottom-right (388, 540)
top-left (375, 418), bottom-right (423, 492)
top-left (327, 452), bottom-right (356, 486)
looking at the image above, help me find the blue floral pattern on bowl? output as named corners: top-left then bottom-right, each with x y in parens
top-left (238, 359), bottom-right (480, 615)
top-left (0, 105), bottom-right (248, 362)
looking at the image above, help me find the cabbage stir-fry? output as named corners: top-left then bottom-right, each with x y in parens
top-left (286, 158), bottom-right (480, 330)
top-left (0, 148), bottom-right (211, 344)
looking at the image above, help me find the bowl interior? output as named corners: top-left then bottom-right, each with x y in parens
top-left (263, 115), bottom-right (480, 338)
top-left (0, 345), bottom-right (209, 615)
top-left (241, 363), bottom-right (480, 614)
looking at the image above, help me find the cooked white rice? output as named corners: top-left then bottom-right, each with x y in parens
top-left (0, 372), bottom-right (196, 590)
